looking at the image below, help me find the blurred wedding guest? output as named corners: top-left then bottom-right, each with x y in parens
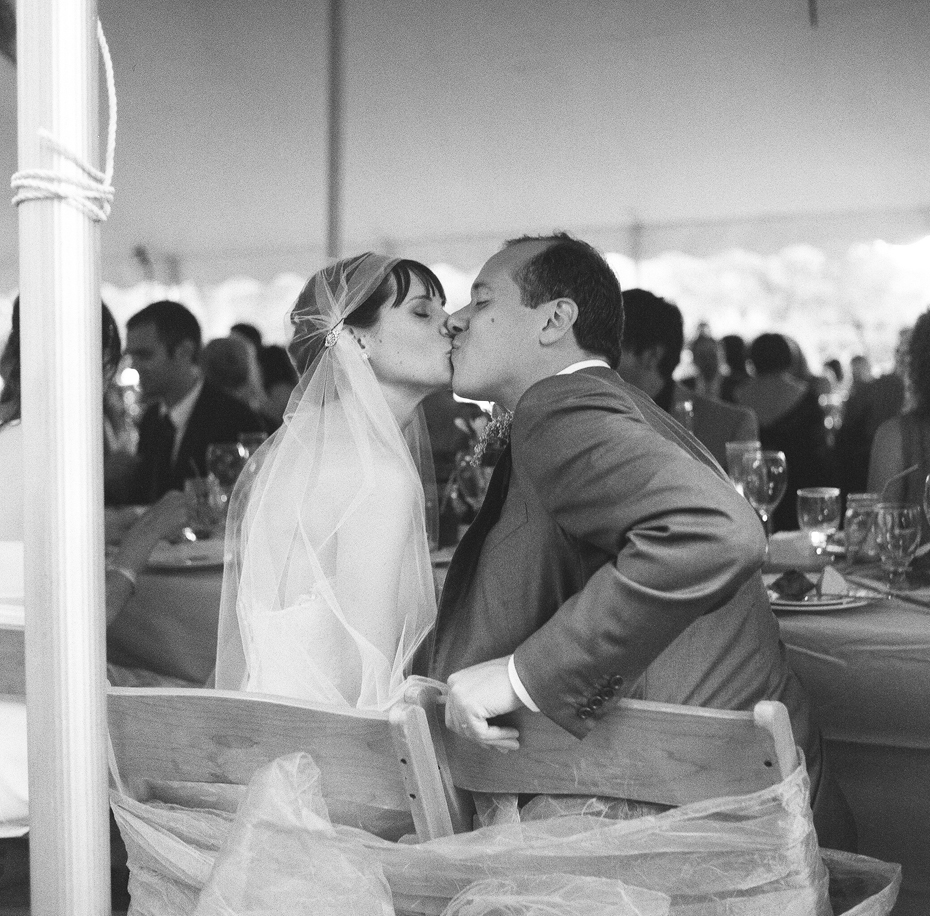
top-left (734, 333), bottom-right (833, 530)
top-left (683, 325), bottom-right (723, 399)
top-left (199, 336), bottom-right (278, 428)
top-left (0, 297), bottom-right (121, 538)
top-left (258, 344), bottom-right (299, 423)
top-left (0, 299), bottom-right (188, 631)
top-left (785, 336), bottom-right (833, 403)
top-left (868, 312), bottom-right (930, 523)
top-left (617, 290), bottom-right (758, 468)
top-left (719, 334), bottom-right (750, 403)
top-left (824, 358), bottom-right (844, 390)
top-left (836, 337), bottom-right (906, 497)
top-left (123, 301), bottom-right (265, 504)
top-left (848, 355), bottom-right (873, 398)
top-left (232, 321), bottom-right (298, 426)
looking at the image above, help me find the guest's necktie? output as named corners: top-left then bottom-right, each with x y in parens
top-left (149, 411), bottom-right (176, 502)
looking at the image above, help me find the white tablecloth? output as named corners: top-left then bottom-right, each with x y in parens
top-left (779, 588), bottom-right (930, 915)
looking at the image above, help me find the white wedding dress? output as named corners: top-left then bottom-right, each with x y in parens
top-left (214, 254), bottom-right (437, 709)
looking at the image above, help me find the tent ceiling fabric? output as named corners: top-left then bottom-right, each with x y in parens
top-left (1, 0), bottom-right (929, 286)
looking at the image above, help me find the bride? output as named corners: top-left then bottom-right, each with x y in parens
top-left (215, 253), bottom-right (452, 708)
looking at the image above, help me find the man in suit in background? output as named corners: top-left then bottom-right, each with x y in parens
top-left (428, 233), bottom-right (854, 850)
top-left (124, 300), bottom-right (265, 503)
top-left (616, 288), bottom-right (758, 468)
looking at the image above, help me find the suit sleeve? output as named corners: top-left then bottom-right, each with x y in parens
top-left (510, 374), bottom-right (767, 735)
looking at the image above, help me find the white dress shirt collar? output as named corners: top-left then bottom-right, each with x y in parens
top-left (557, 359), bottom-right (611, 375)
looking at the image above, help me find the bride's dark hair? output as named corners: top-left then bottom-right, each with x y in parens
top-left (288, 257), bottom-right (445, 376)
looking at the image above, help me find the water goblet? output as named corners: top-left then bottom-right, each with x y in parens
top-left (843, 493), bottom-right (879, 564)
top-left (725, 440), bottom-right (762, 497)
top-left (183, 476), bottom-right (224, 540)
top-left (741, 450), bottom-right (788, 535)
top-left (922, 473), bottom-right (930, 535)
top-left (874, 502), bottom-right (922, 591)
top-left (797, 487), bottom-right (842, 554)
top-left (206, 442), bottom-right (249, 502)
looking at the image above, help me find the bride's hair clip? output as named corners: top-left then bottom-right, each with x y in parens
top-left (324, 319), bottom-right (344, 349)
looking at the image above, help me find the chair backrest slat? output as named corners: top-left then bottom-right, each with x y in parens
top-left (107, 686), bottom-right (454, 841)
top-left (434, 697), bottom-right (797, 807)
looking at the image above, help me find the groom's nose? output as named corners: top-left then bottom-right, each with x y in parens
top-left (446, 307), bottom-right (470, 335)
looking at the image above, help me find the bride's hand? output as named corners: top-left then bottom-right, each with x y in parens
top-left (445, 657), bottom-right (522, 753)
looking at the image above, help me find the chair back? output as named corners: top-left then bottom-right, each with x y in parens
top-left (107, 686), bottom-right (455, 841)
top-left (407, 681), bottom-right (798, 808)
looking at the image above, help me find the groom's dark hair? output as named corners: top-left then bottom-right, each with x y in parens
top-left (503, 232), bottom-right (624, 369)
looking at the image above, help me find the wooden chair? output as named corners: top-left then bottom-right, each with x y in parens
top-left (406, 680), bottom-right (798, 811)
top-left (107, 686), bottom-right (456, 842)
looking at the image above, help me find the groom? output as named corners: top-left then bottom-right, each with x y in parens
top-left (423, 233), bottom-right (851, 842)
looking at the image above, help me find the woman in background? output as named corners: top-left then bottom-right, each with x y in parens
top-left (869, 310), bottom-right (930, 538)
top-left (734, 333), bottom-right (833, 530)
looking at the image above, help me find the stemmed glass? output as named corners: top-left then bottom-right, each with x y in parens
top-left (874, 502), bottom-right (922, 591)
top-left (725, 441), bottom-right (761, 497)
top-left (740, 450), bottom-right (788, 535)
top-left (797, 487), bottom-right (842, 554)
top-left (206, 442), bottom-right (249, 503)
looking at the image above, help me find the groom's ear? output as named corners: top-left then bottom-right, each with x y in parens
top-left (538, 298), bottom-right (579, 346)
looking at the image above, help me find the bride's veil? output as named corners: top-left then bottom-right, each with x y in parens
top-left (214, 253), bottom-right (439, 709)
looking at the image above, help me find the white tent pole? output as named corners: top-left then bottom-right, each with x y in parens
top-left (15, 0), bottom-right (111, 912)
top-left (326, 0), bottom-right (344, 260)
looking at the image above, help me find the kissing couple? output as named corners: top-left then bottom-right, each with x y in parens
top-left (214, 232), bottom-right (847, 846)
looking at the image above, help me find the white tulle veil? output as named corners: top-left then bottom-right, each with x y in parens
top-left (215, 253), bottom-right (438, 709)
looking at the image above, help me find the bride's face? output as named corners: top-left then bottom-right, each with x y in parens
top-left (358, 275), bottom-right (453, 395)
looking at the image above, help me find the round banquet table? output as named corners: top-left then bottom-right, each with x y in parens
top-left (778, 591), bottom-right (930, 916)
top-left (106, 561), bottom-right (224, 686)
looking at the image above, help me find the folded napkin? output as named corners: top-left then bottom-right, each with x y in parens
top-left (763, 566), bottom-right (866, 603)
top-left (765, 531), bottom-right (831, 572)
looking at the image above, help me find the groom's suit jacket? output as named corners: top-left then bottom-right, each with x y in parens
top-left (425, 367), bottom-right (817, 779)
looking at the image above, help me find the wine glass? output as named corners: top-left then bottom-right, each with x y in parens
top-left (725, 440), bottom-right (762, 496)
top-left (874, 502), bottom-right (922, 591)
top-left (741, 450), bottom-right (788, 535)
top-left (206, 442), bottom-right (249, 502)
top-left (237, 431), bottom-right (268, 458)
top-left (797, 487), bottom-right (842, 554)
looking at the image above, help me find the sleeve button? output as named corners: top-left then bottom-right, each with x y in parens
top-left (609, 675), bottom-right (624, 689)
top-left (578, 706), bottom-right (593, 719)
top-left (598, 687), bottom-right (615, 700)
top-left (589, 696), bottom-right (604, 709)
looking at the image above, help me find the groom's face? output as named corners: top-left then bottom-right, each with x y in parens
top-left (448, 241), bottom-right (550, 408)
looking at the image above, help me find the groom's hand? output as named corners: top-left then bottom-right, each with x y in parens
top-left (444, 656), bottom-right (522, 753)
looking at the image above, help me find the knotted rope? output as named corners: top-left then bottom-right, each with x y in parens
top-left (10, 20), bottom-right (116, 222)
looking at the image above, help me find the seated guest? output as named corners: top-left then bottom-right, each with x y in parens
top-left (124, 301), bottom-right (265, 504)
top-left (202, 336), bottom-right (283, 433)
top-left (838, 340), bottom-right (906, 497)
top-left (734, 333), bottom-right (833, 530)
top-left (682, 325), bottom-right (723, 398)
top-left (617, 289), bottom-right (758, 468)
top-left (0, 298), bottom-right (189, 636)
top-left (231, 322), bottom-right (298, 427)
top-left (869, 311), bottom-right (930, 538)
top-left (257, 344), bottom-right (298, 425)
top-left (0, 297), bottom-right (121, 537)
top-left (719, 334), bottom-right (750, 403)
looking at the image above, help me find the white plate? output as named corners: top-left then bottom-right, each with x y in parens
top-left (770, 594), bottom-right (876, 613)
top-left (147, 538), bottom-right (226, 570)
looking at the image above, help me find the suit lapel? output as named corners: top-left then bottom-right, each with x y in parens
top-left (426, 445), bottom-right (512, 658)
